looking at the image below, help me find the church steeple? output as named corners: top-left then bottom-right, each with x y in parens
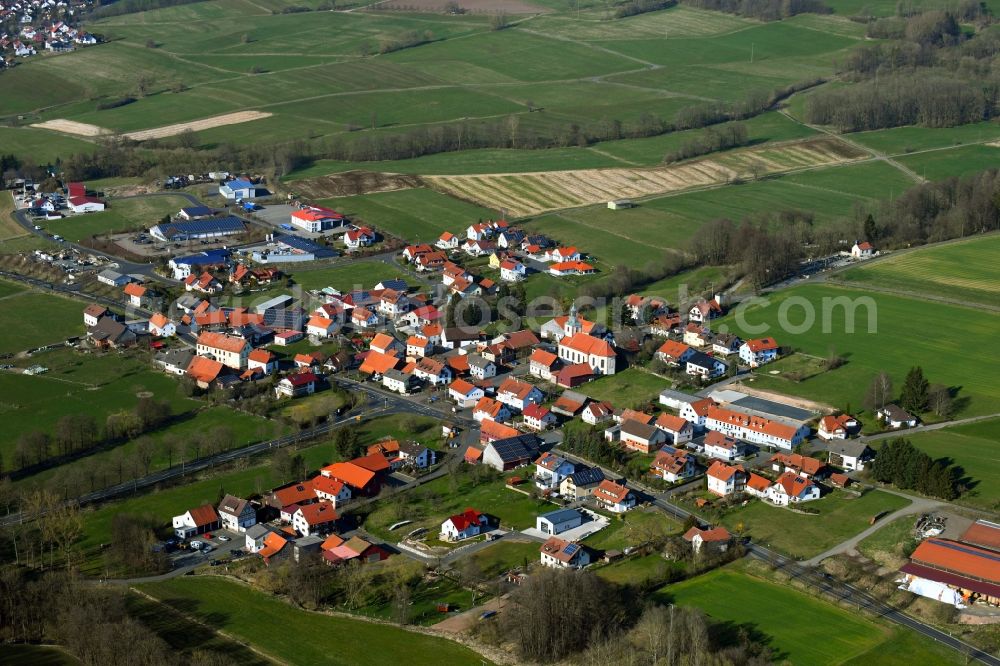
top-left (564, 302), bottom-right (582, 337)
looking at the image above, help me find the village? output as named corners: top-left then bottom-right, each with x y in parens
top-left (2, 173), bottom-right (984, 631)
top-left (0, 0), bottom-right (99, 63)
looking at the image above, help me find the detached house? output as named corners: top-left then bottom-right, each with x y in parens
top-left (683, 526), bottom-right (732, 554)
top-left (828, 440), bottom-right (875, 472)
top-left (123, 282), bottom-right (147, 308)
top-left (344, 226), bottom-right (376, 249)
top-left (652, 448), bottom-right (696, 483)
top-left (686, 351), bottom-right (728, 379)
top-left (523, 404), bottom-right (557, 430)
top-left (540, 537), bottom-right (590, 569)
top-left (851, 241), bottom-right (875, 259)
top-left (499, 259), bottom-right (527, 282)
top-left (654, 413), bottom-right (693, 446)
top-left (311, 476), bottom-right (352, 506)
top-left (593, 480), bottom-right (635, 513)
top-left (704, 431), bottom-right (742, 462)
top-left (172, 505), bottom-right (220, 539)
top-left (449, 378), bottom-right (484, 408)
top-left (292, 501), bottom-right (338, 537)
top-left (467, 354), bottom-right (497, 380)
top-left (688, 297), bottom-right (723, 323)
top-left (582, 401), bottom-right (614, 426)
top-left (275, 372), bottom-right (319, 398)
top-left (655, 340), bottom-right (694, 366)
top-left (529, 349), bottom-right (560, 381)
top-left (706, 461), bottom-right (746, 496)
top-left (879, 404), bottom-right (918, 429)
top-left (440, 508), bottom-right (489, 541)
top-left (620, 419), bottom-right (667, 454)
top-left (535, 452), bottom-right (575, 491)
top-left (217, 495), bottom-right (256, 533)
top-left (148, 313), bottom-right (176, 337)
top-left (739, 337), bottom-right (780, 367)
top-left (413, 357), bottom-right (451, 385)
top-left (473, 397), bottom-right (511, 423)
top-left (496, 377), bottom-right (544, 412)
top-left (818, 413), bottom-right (860, 440)
top-left (437, 231), bottom-right (459, 250)
top-left (559, 467), bottom-right (605, 500)
top-left (766, 472), bottom-right (820, 506)
top-left (197, 331), bottom-right (250, 369)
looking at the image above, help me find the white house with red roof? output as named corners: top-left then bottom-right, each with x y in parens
top-left (68, 196), bottom-right (105, 213)
top-left (172, 504), bottom-right (220, 539)
top-left (652, 448), bottom-right (696, 483)
top-left (292, 501), bottom-right (338, 537)
top-left (765, 471), bottom-right (820, 505)
top-left (593, 480), bottom-right (635, 513)
top-left (448, 379), bottom-right (484, 408)
top-left (275, 372), bottom-right (319, 398)
top-left (148, 312), bottom-right (176, 337)
top-left (440, 508), bottom-right (489, 541)
top-left (851, 241), bottom-right (875, 259)
top-left (654, 413), bottom-right (693, 446)
top-left (582, 400), bottom-right (614, 425)
top-left (546, 247), bottom-right (581, 262)
top-left (739, 337), bottom-right (780, 367)
top-left (705, 405), bottom-right (810, 451)
top-left (247, 349), bottom-right (277, 375)
top-left (496, 377), bottom-right (544, 412)
top-left (310, 475), bottom-right (352, 506)
top-left (704, 430), bottom-right (743, 462)
top-left (818, 413), bottom-right (859, 440)
top-left (683, 525), bottom-right (732, 554)
top-left (523, 404), bottom-right (557, 431)
top-left (344, 226), bottom-right (375, 249)
top-left (706, 461), bottom-right (746, 496)
top-left (540, 537), bottom-right (590, 569)
top-left (306, 316), bottom-right (339, 338)
top-left (474, 396), bottom-right (511, 423)
top-left (688, 296), bottom-right (723, 324)
top-left (528, 348), bottom-right (560, 381)
top-left (437, 231), bottom-right (460, 250)
top-left (196, 331), bottom-right (250, 369)
top-left (680, 398), bottom-right (714, 430)
top-left (499, 259), bottom-right (526, 282)
top-left (291, 206), bottom-right (345, 233)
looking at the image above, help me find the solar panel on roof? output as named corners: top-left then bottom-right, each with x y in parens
top-left (564, 544), bottom-right (579, 555)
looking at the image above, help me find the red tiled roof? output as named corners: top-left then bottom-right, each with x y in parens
top-left (744, 337), bottom-right (779, 352)
top-left (296, 501), bottom-right (337, 526)
top-left (447, 508), bottom-right (483, 532)
top-left (359, 351), bottom-right (400, 375)
top-left (123, 283), bottom-right (146, 297)
top-left (187, 504), bottom-right (219, 527)
top-left (706, 460), bottom-right (744, 482)
top-left (746, 473), bottom-right (771, 492)
top-left (197, 331), bottom-right (247, 354)
top-left (593, 480), bottom-right (630, 504)
top-left (707, 405), bottom-right (798, 441)
top-left (187, 355), bottom-right (224, 384)
top-left (449, 378), bottom-right (478, 395)
top-left (655, 413), bottom-right (689, 432)
top-left (910, 539), bottom-right (1000, 584)
top-left (559, 332), bottom-right (614, 357)
top-left (351, 452), bottom-right (391, 474)
top-left (529, 348), bottom-right (559, 367)
top-left (321, 462), bottom-right (376, 490)
top-left (656, 340), bottom-right (691, 360)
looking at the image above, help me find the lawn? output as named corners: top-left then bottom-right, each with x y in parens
top-left (361, 471), bottom-right (556, 542)
top-left (658, 567), bottom-right (960, 665)
top-left (44, 195), bottom-right (191, 242)
top-left (0, 290), bottom-right (91, 353)
top-left (849, 121), bottom-right (1000, 155)
top-left (466, 540), bottom-right (540, 578)
top-left (894, 418), bottom-right (1000, 512)
top-left (837, 234), bottom-right (1000, 308)
top-left (716, 490), bottom-right (910, 559)
top-left (0, 191), bottom-right (28, 240)
top-left (596, 553), bottom-right (684, 585)
top-left (583, 508), bottom-right (679, 551)
top-left (578, 368), bottom-right (668, 408)
top-left (856, 514), bottom-right (917, 568)
top-left (897, 144), bottom-right (1000, 181)
top-left (138, 577), bottom-right (489, 666)
top-left (718, 284), bottom-right (1000, 416)
top-left (291, 260), bottom-right (408, 292)
top-left (316, 188), bottom-right (497, 243)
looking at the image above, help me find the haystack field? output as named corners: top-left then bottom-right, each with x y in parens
top-left (29, 119), bottom-right (109, 137)
top-left (427, 138), bottom-right (869, 216)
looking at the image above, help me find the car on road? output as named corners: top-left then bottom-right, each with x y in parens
top-left (52, 235), bottom-right (63, 242)
top-left (217, 535), bottom-right (230, 542)
top-left (33, 225), bottom-right (42, 230)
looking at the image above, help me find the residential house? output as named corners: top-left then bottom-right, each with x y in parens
top-left (265, 482), bottom-right (316, 511)
top-left (652, 414), bottom-right (690, 446)
top-left (186, 355), bottom-right (224, 389)
top-left (473, 397), bottom-right (511, 424)
top-left (559, 467), bottom-right (605, 499)
top-left (323, 536), bottom-right (391, 566)
top-left (766, 471), bottom-right (820, 506)
top-left (344, 226), bottom-right (376, 249)
top-left (448, 378), bottom-right (484, 408)
top-left (83, 304), bottom-right (109, 327)
top-left (306, 316), bottom-right (339, 339)
top-left (123, 283), bottom-right (147, 308)
top-left (275, 372), bottom-right (319, 398)
top-left (593, 480), bottom-right (635, 513)
top-left (770, 452), bottom-right (828, 479)
top-left (712, 333), bottom-right (743, 356)
top-left (405, 335), bottom-right (433, 359)
top-left (828, 440), bottom-right (875, 472)
top-left (184, 272), bottom-right (222, 294)
top-left (413, 357), bottom-right (451, 385)
top-left (537, 508), bottom-right (584, 535)
top-left (440, 327), bottom-right (480, 350)
top-left (688, 296), bottom-right (723, 323)
top-left (321, 461), bottom-right (380, 496)
top-left (534, 453), bottom-right (575, 491)
top-left (499, 259), bottom-right (527, 282)
top-left (655, 340), bottom-right (695, 366)
top-left (686, 351), bottom-right (728, 379)
top-left (292, 501), bottom-right (338, 537)
top-left (651, 447), bottom-right (696, 483)
top-left (704, 431), bottom-right (743, 462)
top-left (147, 313), bottom-right (175, 337)
top-left (467, 354), bottom-right (497, 380)
top-left (382, 368), bottom-right (417, 394)
top-left (310, 476), bottom-right (352, 507)
top-left (683, 526), bottom-right (732, 554)
top-left (745, 472), bottom-right (771, 498)
top-left (245, 524), bottom-right (275, 554)
top-left (436, 231), bottom-right (459, 250)
top-left (706, 461), bottom-right (746, 496)
top-left (818, 413), bottom-right (860, 440)
top-left (683, 324), bottom-right (712, 348)
top-left (851, 241), bottom-right (875, 259)
top-left (370, 332), bottom-right (402, 356)
top-left (739, 337), bottom-right (780, 367)
top-left (245, 349), bottom-right (277, 376)
top-left (217, 495), bottom-right (256, 533)
top-left (680, 398), bottom-right (715, 430)
top-left (620, 419), bottom-right (667, 454)
top-left (540, 537), bottom-right (590, 569)
top-left (88, 317), bottom-right (137, 349)
top-left (155, 349), bottom-right (194, 376)
top-left (481, 434), bottom-right (541, 472)
top-left (528, 349), bottom-right (560, 381)
top-left (351, 308), bottom-right (379, 329)
top-left (879, 404), bottom-right (918, 429)
top-left (440, 508), bottom-right (489, 541)
top-left (582, 401), bottom-right (614, 426)
top-left (196, 331), bottom-right (249, 369)
top-left (359, 351), bottom-right (400, 377)
top-left (378, 289), bottom-right (409, 319)
top-left (479, 420), bottom-right (521, 445)
top-left (549, 261), bottom-right (596, 276)
top-left (523, 404), bottom-right (557, 430)
top-left (290, 206), bottom-right (345, 233)
top-left (496, 378), bottom-right (544, 412)
top-left (172, 505), bottom-right (220, 539)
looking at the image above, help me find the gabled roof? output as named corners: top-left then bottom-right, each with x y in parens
top-left (187, 504), bottom-right (219, 527)
top-left (654, 413), bottom-right (689, 433)
top-left (910, 538), bottom-right (1000, 585)
top-left (123, 283), bottom-right (146, 297)
top-left (370, 332), bottom-right (398, 351)
top-left (217, 494), bottom-right (249, 518)
top-left (446, 508), bottom-right (483, 532)
top-left (197, 331), bottom-right (248, 354)
top-left (540, 536), bottom-right (584, 563)
top-left (359, 350), bottom-right (400, 375)
top-left (529, 348), bottom-right (559, 367)
top-left (743, 337), bottom-right (779, 353)
top-left (187, 355), bottom-right (224, 384)
top-left (657, 340), bottom-right (691, 359)
top-left (259, 532), bottom-right (288, 559)
top-left (486, 433), bottom-right (541, 463)
top-left (449, 378), bottom-right (480, 396)
top-left (705, 430), bottom-right (740, 451)
top-left (566, 466), bottom-right (604, 487)
top-left (559, 332), bottom-right (615, 357)
top-left (474, 396), bottom-right (507, 418)
top-left (683, 526), bottom-right (731, 543)
top-left (480, 419), bottom-right (520, 442)
top-left (535, 452), bottom-right (569, 471)
top-left (295, 501), bottom-right (337, 526)
top-left (269, 482), bottom-right (314, 507)
top-left (498, 377), bottom-right (537, 400)
top-left (311, 475), bottom-right (347, 498)
top-left (352, 452), bottom-right (391, 474)
top-left (746, 472), bottom-right (771, 493)
top-left (593, 480), bottom-right (630, 504)
top-left (706, 405), bottom-right (798, 441)
top-left (523, 403), bottom-right (551, 420)
top-left (322, 462), bottom-right (376, 490)
top-left (773, 471), bottom-right (817, 498)
top-left (706, 460), bottom-right (745, 482)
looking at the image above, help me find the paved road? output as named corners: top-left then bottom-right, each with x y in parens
top-left (861, 412), bottom-right (1000, 442)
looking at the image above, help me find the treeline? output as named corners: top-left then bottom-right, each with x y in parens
top-left (483, 568), bottom-right (773, 664)
top-left (10, 397), bottom-right (171, 473)
top-left (805, 74), bottom-right (992, 131)
top-left (663, 121), bottom-right (748, 163)
top-left (692, 215), bottom-right (805, 290)
top-left (680, 0), bottom-right (830, 21)
top-left (0, 568), bottom-right (187, 665)
top-left (374, 30), bottom-right (435, 55)
top-left (614, 0), bottom-right (677, 19)
top-left (92, 0), bottom-right (207, 18)
top-left (870, 439), bottom-right (961, 499)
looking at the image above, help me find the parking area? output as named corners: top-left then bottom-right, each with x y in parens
top-left (521, 508), bottom-right (609, 542)
top-left (164, 530), bottom-right (245, 569)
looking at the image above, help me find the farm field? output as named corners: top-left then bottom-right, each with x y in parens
top-left (0, 192), bottom-right (25, 240)
top-left (465, 540), bottom-right (541, 578)
top-left (0, 126), bottom-right (96, 164)
top-left (896, 144), bottom-right (1000, 181)
top-left (659, 567), bottom-right (962, 665)
top-left (849, 121), bottom-right (1000, 155)
top-left (290, 260), bottom-right (409, 292)
top-left (426, 137), bottom-right (867, 217)
top-left (317, 188), bottom-right (498, 243)
top-left (718, 284), bottom-right (1000, 416)
top-left (583, 508), bottom-right (678, 551)
top-left (716, 490), bottom-right (910, 559)
top-left (837, 234), bottom-right (1000, 308)
top-left (138, 577), bottom-right (489, 666)
top-left (895, 418), bottom-right (1000, 512)
top-left (596, 553), bottom-right (683, 585)
top-left (577, 368), bottom-right (668, 408)
top-left (43, 194), bottom-right (192, 242)
top-left (0, 289), bottom-right (88, 354)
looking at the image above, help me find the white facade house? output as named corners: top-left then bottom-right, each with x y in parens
top-left (706, 461), bottom-right (746, 497)
top-left (851, 241), bottom-right (875, 259)
top-left (217, 495), bottom-right (256, 533)
top-left (535, 453), bottom-right (575, 490)
top-left (705, 406), bottom-right (810, 451)
top-left (440, 509), bottom-right (488, 541)
top-left (467, 355), bottom-right (496, 380)
top-left (536, 508), bottom-right (584, 535)
top-left (496, 378), bottom-right (544, 412)
top-left (540, 538), bottom-right (590, 569)
top-left (739, 337), bottom-right (780, 367)
top-left (765, 472), bottom-right (820, 506)
top-left (448, 380), bottom-right (484, 408)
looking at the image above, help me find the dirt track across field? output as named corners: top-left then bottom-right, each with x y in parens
top-left (123, 111), bottom-right (273, 140)
top-left (29, 119), bottom-right (110, 137)
top-left (373, 0), bottom-right (546, 12)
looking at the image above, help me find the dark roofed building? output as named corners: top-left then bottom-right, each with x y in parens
top-left (88, 317), bottom-right (137, 348)
top-left (482, 434), bottom-right (542, 471)
top-left (151, 215), bottom-right (247, 242)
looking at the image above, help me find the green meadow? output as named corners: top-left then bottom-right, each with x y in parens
top-left (837, 234), bottom-right (1000, 308)
top-left (718, 284), bottom-right (1000, 416)
top-left (44, 195), bottom-right (191, 242)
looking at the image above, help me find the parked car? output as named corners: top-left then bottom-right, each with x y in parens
top-left (217, 535), bottom-right (230, 542)
top-left (189, 540), bottom-right (204, 550)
